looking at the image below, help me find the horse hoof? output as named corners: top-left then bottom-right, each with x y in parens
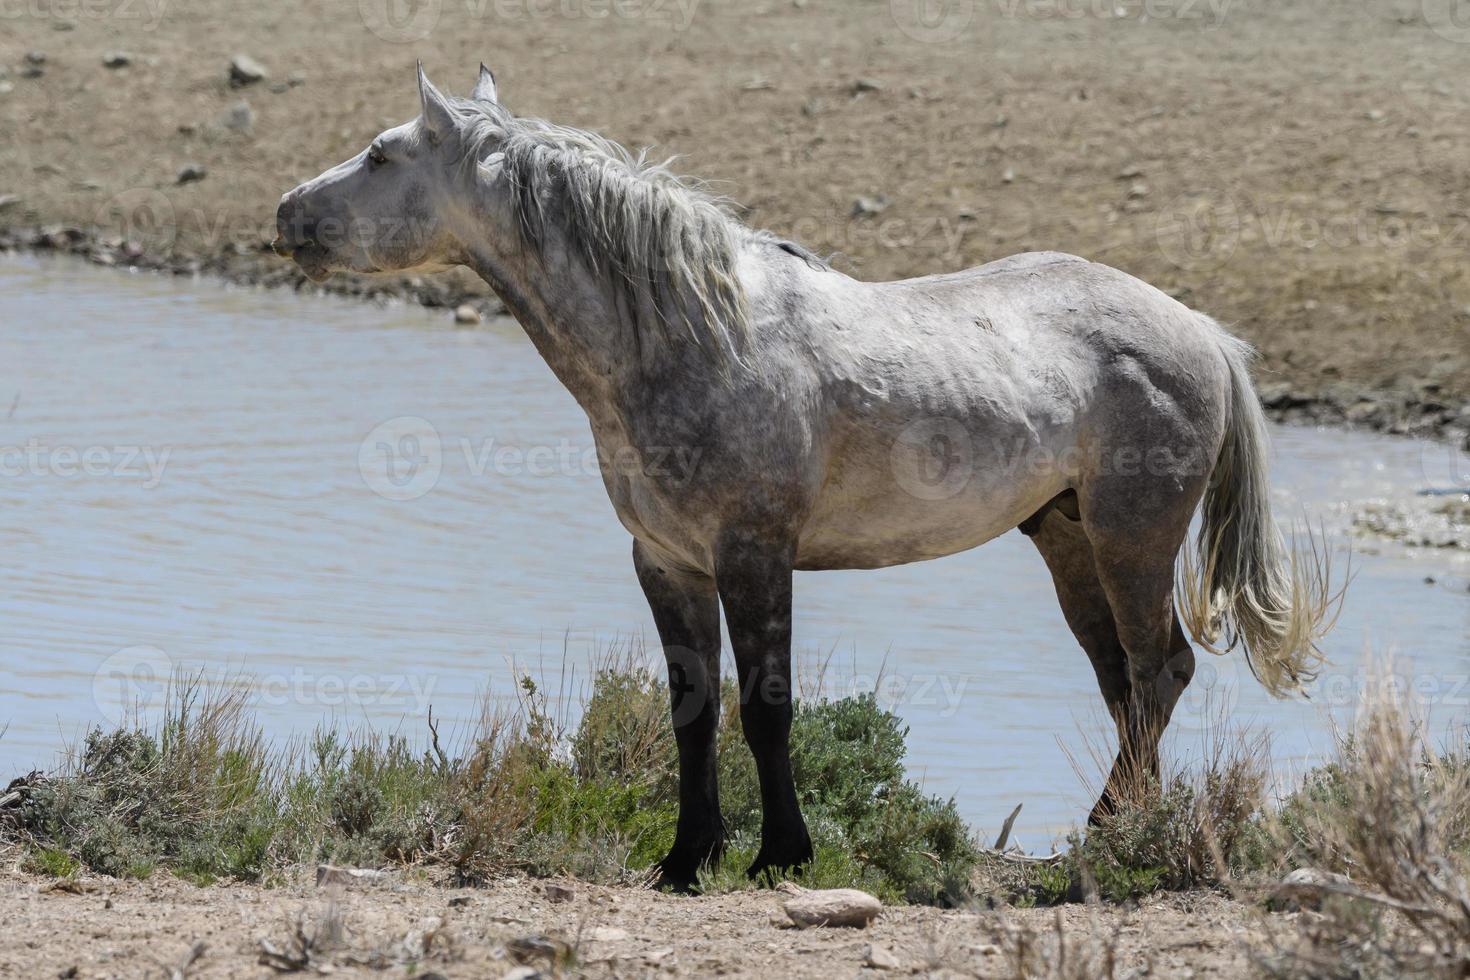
top-left (655, 838), bottom-right (725, 893)
top-left (653, 865), bottom-right (700, 894)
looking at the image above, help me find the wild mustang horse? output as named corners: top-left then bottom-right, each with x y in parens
top-left (275, 65), bottom-right (1337, 891)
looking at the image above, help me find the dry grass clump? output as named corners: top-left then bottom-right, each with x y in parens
top-left (1253, 691), bottom-right (1470, 978)
top-left (987, 910), bottom-right (1131, 980)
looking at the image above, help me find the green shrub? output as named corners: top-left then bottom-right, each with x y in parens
top-left (3, 660), bottom-right (978, 905)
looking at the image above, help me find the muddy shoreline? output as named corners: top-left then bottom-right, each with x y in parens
top-left (6, 225), bottom-right (1467, 450)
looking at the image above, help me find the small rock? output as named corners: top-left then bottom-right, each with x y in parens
top-left (176, 163), bottom-right (208, 185)
top-left (315, 864), bottom-right (390, 887)
top-left (542, 881), bottom-right (574, 903)
top-left (229, 54), bottom-right (268, 87)
top-left (864, 943), bottom-right (901, 969)
top-left (447, 895), bottom-right (472, 908)
top-left (1001, 167), bottom-right (1016, 184)
top-left (783, 887), bottom-right (882, 928)
top-left (24, 52), bottom-right (46, 66)
top-left (1127, 181), bottom-right (1149, 199)
top-left (588, 926), bottom-right (629, 942)
top-left (1270, 867), bottom-right (1352, 912)
top-left (1366, 108), bottom-right (1384, 121)
top-left (503, 969), bottom-right (542, 980)
top-left (506, 935), bottom-right (571, 965)
top-left (221, 99), bottom-right (254, 132)
top-left (851, 77), bottom-right (885, 95)
top-left (1117, 164), bottom-right (1143, 179)
top-left (453, 303), bottom-right (481, 325)
top-left (101, 52), bottom-right (132, 69)
top-left (851, 195), bottom-right (888, 218)
top-left (0, 194), bottom-right (20, 211)
top-left (21, 65), bottom-right (43, 80)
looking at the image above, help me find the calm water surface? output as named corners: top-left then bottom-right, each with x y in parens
top-left (2, 255), bottom-right (1467, 846)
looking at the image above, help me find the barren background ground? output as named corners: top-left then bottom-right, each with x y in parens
top-left (0, 864), bottom-right (1270, 978)
top-left (1, 0), bottom-right (1468, 428)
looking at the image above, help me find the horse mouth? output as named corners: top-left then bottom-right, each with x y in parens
top-left (274, 237), bottom-right (334, 282)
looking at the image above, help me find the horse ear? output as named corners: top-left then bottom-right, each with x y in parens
top-left (472, 63), bottom-right (498, 104)
top-left (417, 61), bottom-right (455, 143)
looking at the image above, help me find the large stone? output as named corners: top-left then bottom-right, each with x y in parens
top-left (315, 864), bottom-right (390, 887)
top-left (1270, 867), bottom-right (1352, 912)
top-left (783, 887), bottom-right (882, 928)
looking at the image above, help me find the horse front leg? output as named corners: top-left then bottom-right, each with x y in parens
top-left (715, 533), bottom-right (813, 880)
top-left (633, 540), bottom-right (725, 891)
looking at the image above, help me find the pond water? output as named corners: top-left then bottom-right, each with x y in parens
top-left (1, 254), bottom-right (1467, 848)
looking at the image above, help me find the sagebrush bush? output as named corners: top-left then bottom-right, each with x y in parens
top-left (2, 655), bottom-right (978, 905)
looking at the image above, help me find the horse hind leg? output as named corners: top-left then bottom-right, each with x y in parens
top-left (1024, 507), bottom-right (1134, 823)
top-left (1079, 469), bottom-right (1205, 814)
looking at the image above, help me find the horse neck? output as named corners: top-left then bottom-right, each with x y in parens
top-left (460, 225), bottom-right (633, 412)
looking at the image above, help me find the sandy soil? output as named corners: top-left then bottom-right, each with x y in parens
top-left (0, 865), bottom-right (1275, 978)
top-left (0, 0), bottom-right (1468, 436)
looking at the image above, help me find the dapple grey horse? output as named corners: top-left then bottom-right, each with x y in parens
top-left (274, 65), bottom-right (1336, 890)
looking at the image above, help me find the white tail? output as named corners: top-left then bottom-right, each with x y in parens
top-left (1177, 331), bottom-right (1342, 697)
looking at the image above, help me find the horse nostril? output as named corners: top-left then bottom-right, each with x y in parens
top-left (275, 195), bottom-right (315, 245)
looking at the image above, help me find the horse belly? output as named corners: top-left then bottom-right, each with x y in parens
top-left (795, 461), bottom-right (1065, 571)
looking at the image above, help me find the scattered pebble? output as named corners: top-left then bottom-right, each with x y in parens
top-left (24, 52), bottom-right (46, 66)
top-left (864, 943), bottom-right (902, 969)
top-left (851, 195), bottom-right (888, 218)
top-left (453, 304), bottom-right (481, 325)
top-left (851, 77), bottom-right (885, 95)
top-left (1127, 181), bottom-right (1149, 199)
top-left (101, 52), bottom-right (132, 69)
top-left (542, 882), bottom-right (574, 903)
top-left (1001, 167), bottom-right (1016, 184)
top-left (229, 54), bottom-right (268, 87)
top-left (221, 99), bottom-right (254, 132)
top-left (176, 163), bottom-right (208, 185)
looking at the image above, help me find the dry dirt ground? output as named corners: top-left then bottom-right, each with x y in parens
top-left (0, 0), bottom-right (1468, 433)
top-left (0, 866), bottom-right (1278, 978)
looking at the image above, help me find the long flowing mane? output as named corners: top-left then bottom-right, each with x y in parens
top-left (454, 98), bottom-right (767, 364)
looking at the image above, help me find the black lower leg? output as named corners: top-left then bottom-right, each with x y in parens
top-left (717, 536), bottom-right (812, 879)
top-left (633, 541), bottom-right (725, 890)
